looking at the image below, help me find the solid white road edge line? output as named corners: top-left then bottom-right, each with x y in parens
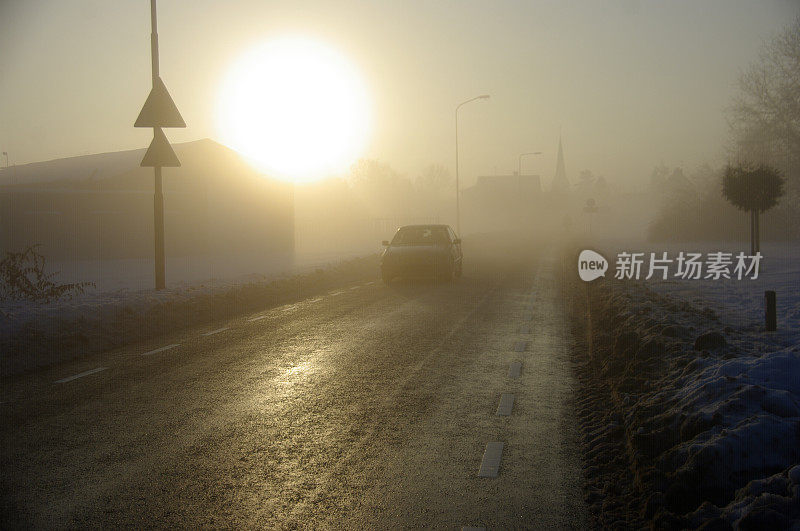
top-left (141, 343), bottom-right (180, 356)
top-left (55, 367), bottom-right (107, 384)
top-left (202, 327), bottom-right (229, 336)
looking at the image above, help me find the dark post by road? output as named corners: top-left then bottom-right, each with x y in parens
top-left (765, 290), bottom-right (777, 331)
top-left (153, 165), bottom-right (165, 289)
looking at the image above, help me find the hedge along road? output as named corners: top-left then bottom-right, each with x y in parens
top-left (0, 236), bottom-right (588, 528)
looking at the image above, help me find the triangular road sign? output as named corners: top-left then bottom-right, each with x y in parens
top-left (141, 128), bottom-right (181, 167)
top-left (134, 76), bottom-right (186, 128)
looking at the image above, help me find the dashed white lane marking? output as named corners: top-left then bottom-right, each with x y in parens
top-left (142, 343), bottom-right (180, 356)
top-left (514, 340), bottom-right (528, 352)
top-left (308, 297), bottom-right (323, 303)
top-left (202, 327), bottom-right (229, 336)
top-left (247, 315), bottom-right (267, 322)
top-left (508, 361), bottom-right (522, 378)
top-left (330, 290), bottom-right (345, 296)
top-left (496, 393), bottom-right (515, 416)
top-left (478, 442), bottom-right (504, 477)
top-left (349, 285), bottom-right (361, 290)
top-left (55, 367), bottom-right (107, 384)
top-left (364, 281), bottom-right (375, 285)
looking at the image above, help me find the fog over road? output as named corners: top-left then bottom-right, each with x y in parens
top-left (1, 241), bottom-right (588, 528)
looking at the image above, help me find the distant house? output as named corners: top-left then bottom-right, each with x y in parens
top-left (0, 139), bottom-right (294, 288)
top-left (461, 173), bottom-right (542, 233)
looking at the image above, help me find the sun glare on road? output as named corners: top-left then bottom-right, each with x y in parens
top-left (286, 361), bottom-right (312, 377)
top-left (217, 36), bottom-right (371, 183)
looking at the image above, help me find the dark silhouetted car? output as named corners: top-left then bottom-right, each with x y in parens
top-left (380, 224), bottom-right (462, 283)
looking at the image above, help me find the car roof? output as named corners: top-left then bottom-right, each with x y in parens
top-left (396, 224), bottom-right (451, 230)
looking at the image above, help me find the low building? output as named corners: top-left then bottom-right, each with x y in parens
top-left (0, 139), bottom-right (294, 289)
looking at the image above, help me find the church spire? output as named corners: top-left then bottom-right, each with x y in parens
top-left (551, 136), bottom-right (569, 192)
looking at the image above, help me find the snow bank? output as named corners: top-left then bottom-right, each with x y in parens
top-left (567, 244), bottom-right (799, 528)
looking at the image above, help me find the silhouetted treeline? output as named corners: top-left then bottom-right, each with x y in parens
top-left (649, 16), bottom-right (799, 243)
top-left (294, 159), bottom-right (454, 257)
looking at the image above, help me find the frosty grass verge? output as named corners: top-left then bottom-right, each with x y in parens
top-left (573, 242), bottom-right (799, 528)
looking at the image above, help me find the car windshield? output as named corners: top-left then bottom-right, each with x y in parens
top-left (391, 227), bottom-right (450, 246)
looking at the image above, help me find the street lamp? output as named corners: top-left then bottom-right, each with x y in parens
top-left (517, 151), bottom-right (542, 175)
top-left (455, 94), bottom-right (489, 236)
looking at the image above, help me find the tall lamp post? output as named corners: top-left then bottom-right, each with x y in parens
top-left (518, 151), bottom-right (542, 175)
top-left (455, 94), bottom-right (489, 236)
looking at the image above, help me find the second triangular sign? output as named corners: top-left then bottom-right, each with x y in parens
top-left (141, 128), bottom-right (181, 167)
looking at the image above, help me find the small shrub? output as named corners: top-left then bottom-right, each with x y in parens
top-left (0, 245), bottom-right (93, 302)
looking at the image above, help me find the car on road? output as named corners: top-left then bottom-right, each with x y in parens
top-left (380, 224), bottom-right (462, 283)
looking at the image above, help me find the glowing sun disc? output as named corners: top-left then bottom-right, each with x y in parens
top-left (217, 36), bottom-right (371, 182)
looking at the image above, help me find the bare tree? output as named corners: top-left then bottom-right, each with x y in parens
top-left (414, 164), bottom-right (452, 195)
top-left (349, 158), bottom-right (416, 217)
top-left (728, 16), bottom-right (799, 192)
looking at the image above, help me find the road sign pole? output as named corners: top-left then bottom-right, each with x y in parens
top-left (154, 166), bottom-right (165, 289)
top-left (150, 0), bottom-right (159, 80)
top-left (135, 0), bottom-right (184, 291)
top-left (150, 0), bottom-right (165, 290)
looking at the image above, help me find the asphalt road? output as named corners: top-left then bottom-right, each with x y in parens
top-left (1, 242), bottom-right (588, 528)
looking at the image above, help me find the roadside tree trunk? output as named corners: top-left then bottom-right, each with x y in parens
top-left (755, 209), bottom-right (761, 253)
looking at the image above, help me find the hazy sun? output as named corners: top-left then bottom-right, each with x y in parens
top-left (217, 36), bottom-right (370, 182)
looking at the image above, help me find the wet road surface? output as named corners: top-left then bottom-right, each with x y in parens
top-left (1, 246), bottom-right (588, 528)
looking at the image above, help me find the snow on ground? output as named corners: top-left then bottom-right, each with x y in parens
top-left (644, 242), bottom-right (799, 343)
top-left (1, 250), bottom-right (371, 324)
top-left (1, 252), bottom-right (378, 376)
top-left (571, 240), bottom-right (800, 528)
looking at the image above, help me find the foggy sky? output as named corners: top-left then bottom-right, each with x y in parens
top-left (1, 0), bottom-right (798, 188)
